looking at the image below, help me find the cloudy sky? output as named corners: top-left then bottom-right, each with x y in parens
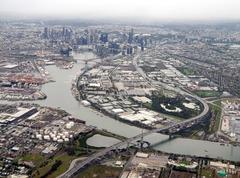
top-left (1, 0), bottom-right (240, 22)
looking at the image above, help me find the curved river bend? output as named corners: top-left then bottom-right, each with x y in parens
top-left (4, 52), bottom-right (240, 162)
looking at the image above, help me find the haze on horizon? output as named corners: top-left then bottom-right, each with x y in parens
top-left (1, 0), bottom-right (240, 22)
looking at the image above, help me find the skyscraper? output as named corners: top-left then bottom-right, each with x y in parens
top-left (100, 32), bottom-right (108, 43)
top-left (43, 27), bottom-right (49, 39)
top-left (128, 28), bottom-right (134, 44)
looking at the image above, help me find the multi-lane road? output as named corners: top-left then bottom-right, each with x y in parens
top-left (59, 107), bottom-right (210, 178)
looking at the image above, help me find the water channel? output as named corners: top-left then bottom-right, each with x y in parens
top-left (4, 52), bottom-right (240, 162)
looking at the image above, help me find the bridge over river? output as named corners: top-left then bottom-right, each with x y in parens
top-left (58, 102), bottom-right (210, 178)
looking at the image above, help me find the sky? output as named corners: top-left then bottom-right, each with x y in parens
top-left (1, 0), bottom-right (240, 22)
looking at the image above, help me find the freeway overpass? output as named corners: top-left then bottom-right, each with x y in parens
top-left (58, 105), bottom-right (210, 178)
top-left (58, 53), bottom-right (210, 178)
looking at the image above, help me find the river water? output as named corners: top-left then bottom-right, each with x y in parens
top-left (4, 52), bottom-right (240, 162)
top-left (86, 134), bottom-right (120, 148)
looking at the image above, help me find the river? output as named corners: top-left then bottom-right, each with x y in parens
top-left (4, 52), bottom-right (240, 162)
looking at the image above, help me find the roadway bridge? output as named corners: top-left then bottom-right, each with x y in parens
top-left (58, 102), bottom-right (210, 178)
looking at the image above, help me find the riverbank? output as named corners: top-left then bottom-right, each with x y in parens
top-left (4, 51), bottom-right (239, 162)
top-left (0, 89), bottom-right (47, 101)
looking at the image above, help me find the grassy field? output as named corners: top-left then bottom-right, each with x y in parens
top-left (76, 165), bottom-right (122, 178)
top-left (178, 67), bottom-right (195, 76)
top-left (31, 152), bottom-right (77, 178)
top-left (193, 90), bottom-right (222, 98)
top-left (144, 92), bottom-right (202, 120)
top-left (22, 153), bottom-right (45, 167)
top-left (0, 115), bottom-right (10, 121)
top-left (209, 100), bottom-right (222, 133)
top-left (201, 168), bottom-right (214, 178)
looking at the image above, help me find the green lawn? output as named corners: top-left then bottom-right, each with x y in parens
top-left (32, 152), bottom-right (77, 178)
top-left (194, 90), bottom-right (222, 98)
top-left (179, 160), bottom-right (191, 165)
top-left (201, 168), bottom-right (214, 178)
top-left (209, 100), bottom-right (222, 133)
top-left (48, 153), bottom-right (77, 178)
top-left (178, 67), bottom-right (195, 76)
top-left (77, 165), bottom-right (122, 178)
top-left (0, 115), bottom-right (10, 121)
top-left (22, 153), bottom-right (45, 167)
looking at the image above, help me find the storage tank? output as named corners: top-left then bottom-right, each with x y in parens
top-left (43, 135), bottom-right (50, 140)
top-left (53, 137), bottom-right (58, 142)
top-left (57, 139), bottom-right (63, 143)
top-left (64, 138), bottom-right (69, 142)
top-left (36, 134), bottom-right (42, 140)
top-left (66, 121), bottom-right (75, 129)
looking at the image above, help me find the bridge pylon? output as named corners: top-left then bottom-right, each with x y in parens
top-left (140, 129), bottom-right (144, 150)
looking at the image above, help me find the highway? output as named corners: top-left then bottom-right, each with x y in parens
top-left (58, 53), bottom-right (210, 178)
top-left (134, 52), bottom-right (210, 128)
top-left (58, 109), bottom-right (209, 178)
